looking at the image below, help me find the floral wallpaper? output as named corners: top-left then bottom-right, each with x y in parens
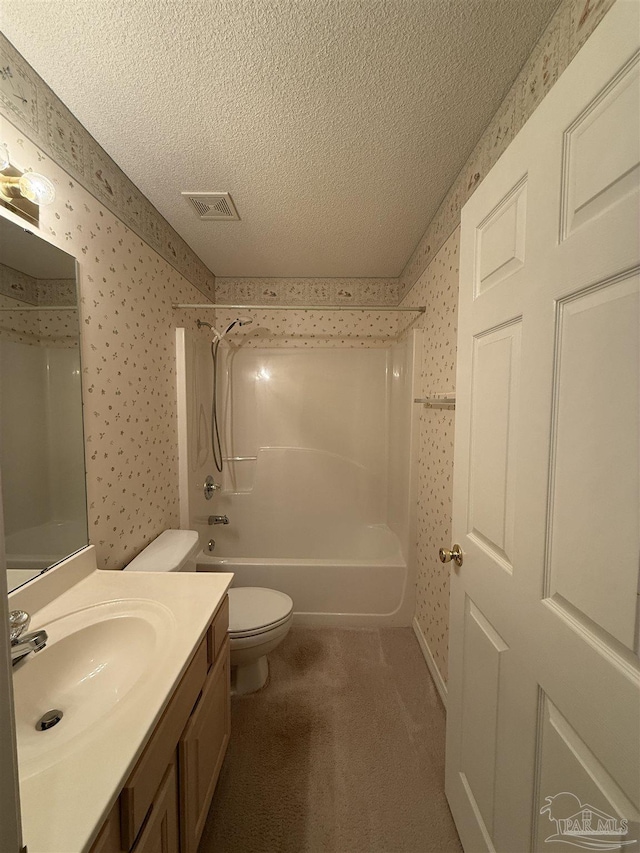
top-left (0, 119), bottom-right (216, 569)
top-left (393, 0), bottom-right (618, 692)
top-left (400, 229), bottom-right (459, 685)
top-left (0, 293), bottom-right (39, 343)
top-left (0, 264), bottom-right (78, 345)
top-left (211, 306), bottom-right (402, 348)
top-left (0, 300), bottom-right (79, 347)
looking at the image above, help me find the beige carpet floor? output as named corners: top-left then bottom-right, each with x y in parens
top-left (198, 627), bottom-right (463, 853)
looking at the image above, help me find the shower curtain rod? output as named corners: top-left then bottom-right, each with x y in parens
top-left (0, 306), bottom-right (78, 312)
top-left (173, 303), bottom-right (426, 313)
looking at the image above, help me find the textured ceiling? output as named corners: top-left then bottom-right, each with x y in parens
top-left (1, 0), bottom-right (559, 277)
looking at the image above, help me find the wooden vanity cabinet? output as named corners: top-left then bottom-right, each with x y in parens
top-left (131, 761), bottom-right (180, 853)
top-left (179, 638), bottom-right (230, 853)
top-left (88, 803), bottom-right (122, 853)
top-left (89, 596), bottom-right (230, 853)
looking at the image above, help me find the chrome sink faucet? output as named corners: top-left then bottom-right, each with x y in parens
top-left (9, 610), bottom-right (48, 665)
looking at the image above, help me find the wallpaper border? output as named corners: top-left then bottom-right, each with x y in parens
top-left (0, 33), bottom-right (215, 301)
top-left (0, 0), bottom-right (614, 308)
top-left (397, 0), bottom-right (617, 300)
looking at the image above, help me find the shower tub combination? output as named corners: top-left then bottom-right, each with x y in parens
top-left (196, 448), bottom-right (412, 626)
top-left (177, 328), bottom-right (422, 627)
top-left (5, 519), bottom-right (87, 591)
top-left (198, 540), bottom-right (408, 626)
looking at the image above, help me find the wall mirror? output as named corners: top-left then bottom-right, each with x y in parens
top-left (0, 214), bottom-right (88, 593)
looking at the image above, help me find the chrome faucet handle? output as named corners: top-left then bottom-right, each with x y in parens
top-left (204, 475), bottom-right (222, 500)
top-left (9, 610), bottom-right (30, 642)
top-left (10, 628), bottom-right (48, 664)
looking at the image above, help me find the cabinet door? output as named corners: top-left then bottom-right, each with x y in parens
top-left (89, 803), bottom-right (123, 853)
top-left (120, 641), bottom-right (207, 848)
top-left (179, 637), bottom-right (230, 853)
top-left (132, 761), bottom-right (179, 853)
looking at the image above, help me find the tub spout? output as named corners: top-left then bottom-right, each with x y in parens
top-left (209, 515), bottom-right (229, 525)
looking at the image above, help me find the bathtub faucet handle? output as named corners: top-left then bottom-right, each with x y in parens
top-left (209, 515), bottom-right (229, 525)
top-left (204, 475), bottom-right (222, 500)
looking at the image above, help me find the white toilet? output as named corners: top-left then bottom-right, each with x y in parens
top-left (124, 529), bottom-right (202, 573)
top-left (227, 586), bottom-right (293, 694)
top-left (125, 530), bottom-right (294, 695)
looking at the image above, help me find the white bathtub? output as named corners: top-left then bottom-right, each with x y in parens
top-left (197, 523), bottom-right (413, 627)
top-left (6, 568), bottom-right (43, 594)
top-left (5, 520), bottom-right (87, 570)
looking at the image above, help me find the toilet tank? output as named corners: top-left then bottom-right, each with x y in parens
top-left (124, 529), bottom-right (201, 572)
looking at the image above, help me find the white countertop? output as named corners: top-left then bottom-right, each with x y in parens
top-left (10, 550), bottom-right (233, 853)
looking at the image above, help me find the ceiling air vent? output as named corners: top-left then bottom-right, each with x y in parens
top-left (182, 192), bottom-right (240, 220)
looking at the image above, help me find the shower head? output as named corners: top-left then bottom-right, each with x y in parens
top-left (201, 315), bottom-right (254, 344)
top-left (223, 316), bottom-right (253, 335)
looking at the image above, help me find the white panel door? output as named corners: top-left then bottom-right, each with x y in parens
top-left (446, 3), bottom-right (640, 851)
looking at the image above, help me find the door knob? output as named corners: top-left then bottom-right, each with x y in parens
top-left (439, 544), bottom-right (463, 567)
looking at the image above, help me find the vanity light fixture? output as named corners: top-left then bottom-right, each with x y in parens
top-left (0, 170), bottom-right (56, 205)
top-left (0, 142), bottom-right (56, 207)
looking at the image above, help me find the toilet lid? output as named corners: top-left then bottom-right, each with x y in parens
top-left (228, 587), bottom-right (293, 637)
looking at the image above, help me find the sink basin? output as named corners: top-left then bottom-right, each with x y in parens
top-left (13, 599), bottom-right (175, 779)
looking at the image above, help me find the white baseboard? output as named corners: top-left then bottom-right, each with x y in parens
top-left (412, 617), bottom-right (448, 710)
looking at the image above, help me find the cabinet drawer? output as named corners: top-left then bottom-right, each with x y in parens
top-left (207, 593), bottom-right (229, 669)
top-left (179, 637), bottom-right (230, 853)
top-left (120, 639), bottom-right (207, 848)
top-left (131, 761), bottom-right (179, 853)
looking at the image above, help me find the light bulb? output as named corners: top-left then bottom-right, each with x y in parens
top-left (18, 172), bottom-right (56, 205)
top-left (0, 143), bottom-right (9, 171)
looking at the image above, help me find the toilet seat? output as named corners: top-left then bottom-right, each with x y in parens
top-left (228, 587), bottom-right (293, 639)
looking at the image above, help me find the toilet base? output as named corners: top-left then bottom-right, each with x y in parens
top-left (228, 611), bottom-right (293, 695)
top-left (232, 655), bottom-right (269, 695)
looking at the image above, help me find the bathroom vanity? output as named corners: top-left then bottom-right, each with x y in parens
top-left (9, 547), bottom-right (233, 853)
top-left (91, 593), bottom-right (230, 853)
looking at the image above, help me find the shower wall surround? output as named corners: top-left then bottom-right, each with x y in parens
top-left (178, 332), bottom-right (421, 624)
top-left (0, 341), bottom-right (85, 538)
